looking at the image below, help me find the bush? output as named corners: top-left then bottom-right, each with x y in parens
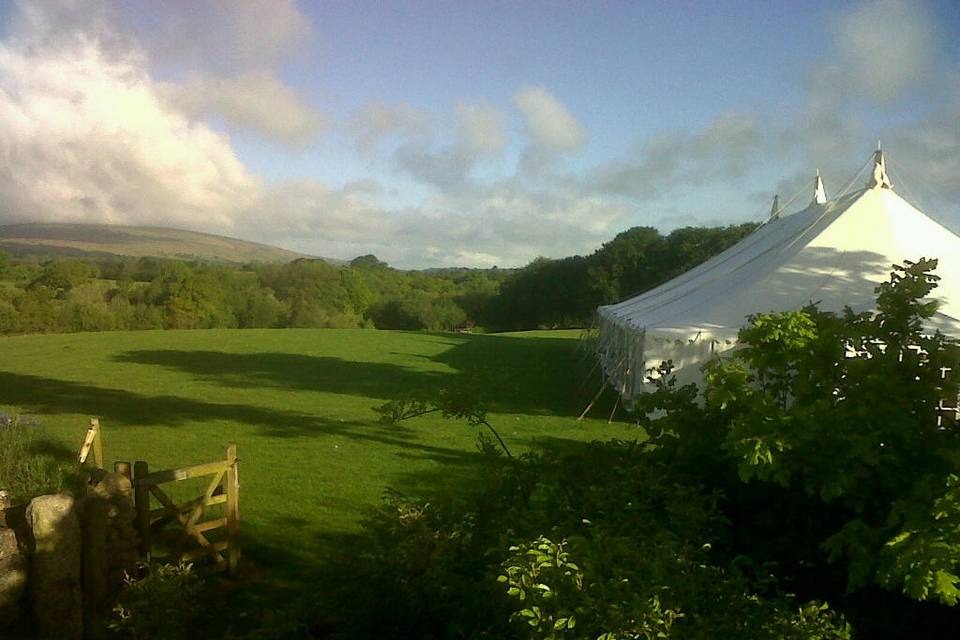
top-left (314, 437), bottom-right (850, 639)
top-left (109, 562), bottom-right (202, 640)
top-left (700, 259), bottom-right (960, 605)
top-left (0, 413), bottom-right (84, 503)
top-left (369, 293), bottom-right (468, 331)
top-left (628, 259), bottom-right (960, 635)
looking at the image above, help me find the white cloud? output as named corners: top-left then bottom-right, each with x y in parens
top-left (137, 0), bottom-right (314, 73)
top-left (590, 112), bottom-right (760, 199)
top-left (399, 183), bottom-right (627, 267)
top-left (164, 70), bottom-right (326, 148)
top-left (241, 181), bottom-right (395, 251)
top-left (238, 178), bottom-right (628, 268)
top-left (0, 22), bottom-right (257, 231)
top-left (351, 103), bottom-right (426, 156)
top-left (829, 0), bottom-right (938, 102)
top-left (773, 0), bottom-right (957, 222)
top-left (392, 145), bottom-right (475, 190)
top-left (5, 0), bottom-right (134, 60)
top-left (352, 100), bottom-right (507, 189)
top-left (514, 86), bottom-right (586, 152)
top-left (455, 101), bottom-right (507, 155)
top-left (882, 102), bottom-right (960, 214)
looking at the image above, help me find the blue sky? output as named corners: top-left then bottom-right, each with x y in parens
top-left (1, 0), bottom-right (958, 267)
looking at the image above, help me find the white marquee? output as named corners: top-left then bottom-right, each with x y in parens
top-left (596, 151), bottom-right (960, 404)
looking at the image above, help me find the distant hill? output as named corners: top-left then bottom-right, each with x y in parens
top-left (0, 223), bottom-right (328, 264)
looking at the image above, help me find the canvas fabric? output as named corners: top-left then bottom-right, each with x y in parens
top-left (597, 185), bottom-right (960, 406)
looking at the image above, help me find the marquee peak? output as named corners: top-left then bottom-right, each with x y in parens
top-left (813, 171), bottom-right (827, 204)
top-left (866, 149), bottom-right (893, 189)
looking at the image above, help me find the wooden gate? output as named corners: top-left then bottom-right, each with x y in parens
top-left (133, 444), bottom-right (240, 575)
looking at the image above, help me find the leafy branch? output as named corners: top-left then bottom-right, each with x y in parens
top-left (375, 387), bottom-right (513, 458)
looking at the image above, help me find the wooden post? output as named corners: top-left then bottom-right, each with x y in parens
top-left (81, 496), bottom-right (108, 640)
top-left (91, 418), bottom-right (103, 469)
top-left (133, 460), bottom-right (151, 561)
top-left (224, 444), bottom-right (240, 576)
top-left (78, 418), bottom-right (103, 468)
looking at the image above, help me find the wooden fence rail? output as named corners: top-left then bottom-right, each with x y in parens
top-left (132, 444), bottom-right (240, 576)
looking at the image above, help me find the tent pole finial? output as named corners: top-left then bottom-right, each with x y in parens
top-left (866, 147), bottom-right (893, 189)
top-left (813, 171), bottom-right (827, 205)
top-left (770, 194), bottom-right (781, 220)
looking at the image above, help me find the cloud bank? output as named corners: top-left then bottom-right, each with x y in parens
top-left (0, 29), bottom-right (257, 230)
top-left (164, 71), bottom-right (326, 148)
top-left (514, 86), bottom-right (587, 152)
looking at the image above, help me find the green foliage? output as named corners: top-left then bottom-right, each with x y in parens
top-left (0, 412), bottom-right (84, 503)
top-left (28, 259), bottom-right (98, 298)
top-left (490, 223), bottom-right (756, 330)
top-left (0, 222), bottom-right (755, 336)
top-left (499, 536), bottom-right (587, 639)
top-left (109, 562), bottom-right (202, 640)
top-left (349, 254), bottom-right (389, 269)
top-left (324, 433), bottom-right (852, 639)
top-left (701, 259), bottom-right (960, 605)
top-left (369, 291), bottom-right (468, 331)
top-left (0, 253), bottom-right (499, 334)
top-left (878, 474), bottom-right (960, 605)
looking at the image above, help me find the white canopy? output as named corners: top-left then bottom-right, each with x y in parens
top-left (596, 151), bottom-right (960, 404)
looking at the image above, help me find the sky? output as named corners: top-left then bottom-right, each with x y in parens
top-left (0, 0), bottom-right (958, 268)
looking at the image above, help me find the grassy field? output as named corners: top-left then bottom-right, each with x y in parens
top-left (0, 328), bottom-right (632, 582)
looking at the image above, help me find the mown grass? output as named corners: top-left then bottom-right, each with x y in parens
top-left (0, 328), bottom-right (630, 584)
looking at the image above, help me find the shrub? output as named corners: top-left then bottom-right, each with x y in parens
top-left (0, 413), bottom-right (84, 503)
top-left (318, 437), bottom-right (850, 639)
top-left (701, 259), bottom-right (960, 605)
top-left (108, 562), bottom-right (202, 640)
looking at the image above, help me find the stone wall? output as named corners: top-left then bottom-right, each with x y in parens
top-left (0, 472), bottom-right (141, 640)
top-left (0, 490), bottom-right (29, 633)
top-left (28, 493), bottom-right (83, 639)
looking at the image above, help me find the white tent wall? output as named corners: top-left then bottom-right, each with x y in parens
top-left (596, 154), bottom-right (960, 407)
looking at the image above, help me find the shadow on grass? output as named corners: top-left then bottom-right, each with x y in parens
top-left (432, 333), bottom-right (598, 415)
top-left (0, 371), bottom-right (488, 470)
top-left (109, 331), bottom-right (596, 417)
top-left (111, 350), bottom-right (452, 399)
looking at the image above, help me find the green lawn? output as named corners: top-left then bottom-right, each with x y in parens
top-left (0, 328), bottom-right (631, 580)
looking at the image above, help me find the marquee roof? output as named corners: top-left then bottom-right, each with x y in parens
top-left (596, 151), bottom-right (960, 402)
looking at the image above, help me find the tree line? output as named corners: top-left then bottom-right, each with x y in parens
top-left (0, 222), bottom-right (756, 335)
